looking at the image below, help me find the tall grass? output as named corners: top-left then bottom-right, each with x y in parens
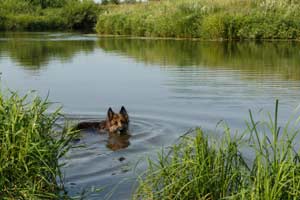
top-left (0, 91), bottom-right (76, 199)
top-left (96, 0), bottom-right (300, 40)
top-left (134, 100), bottom-right (300, 199)
top-left (0, 0), bottom-right (101, 31)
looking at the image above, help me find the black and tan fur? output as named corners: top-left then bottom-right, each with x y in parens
top-left (76, 106), bottom-right (129, 134)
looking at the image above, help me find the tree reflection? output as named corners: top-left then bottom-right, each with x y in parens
top-left (98, 38), bottom-right (300, 81)
top-left (0, 32), bottom-right (95, 69)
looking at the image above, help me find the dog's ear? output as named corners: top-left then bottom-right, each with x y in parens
top-left (120, 106), bottom-right (129, 120)
top-left (107, 107), bottom-right (114, 120)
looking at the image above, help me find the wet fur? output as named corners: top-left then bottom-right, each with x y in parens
top-left (76, 106), bottom-right (129, 134)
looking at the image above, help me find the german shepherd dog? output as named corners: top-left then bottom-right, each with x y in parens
top-left (76, 106), bottom-right (129, 134)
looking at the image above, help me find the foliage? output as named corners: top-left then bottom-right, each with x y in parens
top-left (0, 91), bottom-right (77, 199)
top-left (0, 0), bottom-right (100, 31)
top-left (96, 0), bottom-right (300, 40)
top-left (134, 100), bottom-right (300, 199)
top-left (110, 0), bottom-right (121, 4)
top-left (63, 0), bottom-right (101, 31)
top-left (25, 0), bottom-right (78, 9)
top-left (0, 0), bottom-right (37, 14)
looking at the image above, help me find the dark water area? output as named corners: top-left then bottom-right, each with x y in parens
top-left (1, 32), bottom-right (300, 199)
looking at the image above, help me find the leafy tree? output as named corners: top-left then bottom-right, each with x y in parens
top-left (64, 0), bottom-right (100, 31)
top-left (110, 0), bottom-right (120, 4)
top-left (101, 0), bottom-right (109, 5)
top-left (124, 0), bottom-right (137, 3)
top-left (25, 0), bottom-right (78, 9)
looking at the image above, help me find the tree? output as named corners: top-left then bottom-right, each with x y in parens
top-left (110, 0), bottom-right (120, 4)
top-left (25, 0), bottom-right (78, 9)
top-left (124, 0), bottom-right (137, 3)
top-left (101, 0), bottom-right (109, 5)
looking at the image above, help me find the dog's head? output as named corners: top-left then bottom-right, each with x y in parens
top-left (106, 106), bottom-right (129, 133)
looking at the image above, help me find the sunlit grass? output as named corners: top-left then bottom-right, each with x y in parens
top-left (96, 0), bottom-right (300, 40)
top-left (134, 100), bottom-right (300, 199)
top-left (0, 91), bottom-right (76, 199)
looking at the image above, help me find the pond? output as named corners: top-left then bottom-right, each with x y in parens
top-left (1, 32), bottom-right (300, 199)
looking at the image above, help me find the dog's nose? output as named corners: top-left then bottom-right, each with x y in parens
top-left (117, 127), bottom-right (126, 133)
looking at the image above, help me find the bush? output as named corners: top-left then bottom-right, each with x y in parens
top-left (0, 0), bottom-right (36, 14)
top-left (63, 0), bottom-right (100, 31)
top-left (0, 0), bottom-right (100, 31)
top-left (0, 14), bottom-right (7, 30)
top-left (26, 0), bottom-right (77, 9)
top-left (236, 11), bottom-right (300, 39)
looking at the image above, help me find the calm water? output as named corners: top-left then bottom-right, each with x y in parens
top-left (1, 32), bottom-right (300, 199)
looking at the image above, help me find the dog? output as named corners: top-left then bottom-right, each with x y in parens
top-left (76, 106), bottom-right (129, 134)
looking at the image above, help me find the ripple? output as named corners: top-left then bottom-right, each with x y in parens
top-left (61, 113), bottom-right (187, 199)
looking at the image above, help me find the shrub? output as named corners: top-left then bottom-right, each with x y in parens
top-left (26, 0), bottom-right (78, 9)
top-left (63, 0), bottom-right (100, 31)
top-left (0, 0), bottom-right (100, 31)
top-left (0, 14), bottom-right (7, 30)
top-left (0, 0), bottom-right (36, 14)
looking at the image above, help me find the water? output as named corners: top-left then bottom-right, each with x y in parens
top-left (1, 32), bottom-right (300, 199)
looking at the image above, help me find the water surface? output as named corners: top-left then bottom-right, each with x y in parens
top-left (1, 32), bottom-right (300, 199)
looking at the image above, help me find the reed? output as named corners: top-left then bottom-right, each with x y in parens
top-left (96, 0), bottom-right (300, 40)
top-left (0, 91), bottom-right (76, 199)
top-left (133, 100), bottom-right (300, 199)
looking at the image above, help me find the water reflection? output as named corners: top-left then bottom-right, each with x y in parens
top-left (2, 33), bottom-right (299, 81)
top-left (0, 32), bottom-right (96, 69)
top-left (107, 132), bottom-right (131, 151)
top-left (97, 38), bottom-right (300, 81)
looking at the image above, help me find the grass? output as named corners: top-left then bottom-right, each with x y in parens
top-left (96, 0), bottom-right (300, 40)
top-left (133, 100), bottom-right (300, 199)
top-left (0, 0), bottom-right (101, 31)
top-left (0, 91), bottom-right (76, 199)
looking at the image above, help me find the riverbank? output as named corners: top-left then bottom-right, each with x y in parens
top-left (0, 0), bottom-right (100, 31)
top-left (2, 0), bottom-right (300, 40)
top-left (134, 100), bottom-right (300, 199)
top-left (1, 92), bottom-right (299, 199)
top-left (96, 0), bottom-right (300, 40)
top-left (0, 91), bottom-right (76, 199)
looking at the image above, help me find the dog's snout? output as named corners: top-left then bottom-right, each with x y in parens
top-left (117, 126), bottom-right (128, 133)
top-left (118, 127), bottom-right (124, 131)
